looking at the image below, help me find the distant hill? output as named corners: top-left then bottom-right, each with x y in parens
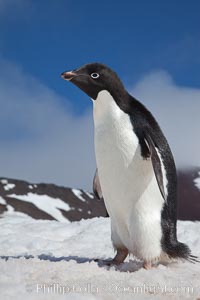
top-left (0, 168), bottom-right (199, 221)
top-left (0, 178), bottom-right (107, 222)
top-left (177, 168), bottom-right (200, 220)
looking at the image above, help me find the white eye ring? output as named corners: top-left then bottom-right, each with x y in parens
top-left (91, 73), bottom-right (100, 79)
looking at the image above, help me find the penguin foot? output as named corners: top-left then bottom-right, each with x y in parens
top-left (97, 248), bottom-right (128, 266)
top-left (112, 248), bottom-right (129, 265)
top-left (143, 261), bottom-right (152, 270)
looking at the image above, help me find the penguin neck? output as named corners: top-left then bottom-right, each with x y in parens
top-left (92, 90), bottom-right (123, 128)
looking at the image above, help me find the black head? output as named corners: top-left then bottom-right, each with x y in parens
top-left (61, 62), bottom-right (126, 100)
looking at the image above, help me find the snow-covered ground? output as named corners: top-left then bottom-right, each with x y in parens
top-left (0, 212), bottom-right (200, 300)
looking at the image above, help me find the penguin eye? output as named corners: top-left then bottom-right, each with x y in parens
top-left (91, 73), bottom-right (100, 79)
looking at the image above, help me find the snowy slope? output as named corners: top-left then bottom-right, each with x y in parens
top-left (0, 212), bottom-right (200, 300)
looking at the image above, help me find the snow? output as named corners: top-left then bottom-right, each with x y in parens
top-left (0, 179), bottom-right (15, 191)
top-left (0, 214), bottom-right (200, 300)
top-left (194, 172), bottom-right (200, 190)
top-left (72, 189), bottom-right (86, 202)
top-left (86, 192), bottom-right (94, 199)
top-left (6, 204), bottom-right (15, 213)
top-left (1, 179), bottom-right (8, 184)
top-left (3, 183), bottom-right (15, 191)
top-left (0, 196), bottom-right (6, 205)
top-left (8, 193), bottom-right (71, 223)
top-left (28, 185), bottom-right (33, 189)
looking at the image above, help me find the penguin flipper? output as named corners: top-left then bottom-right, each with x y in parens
top-left (144, 133), bottom-right (166, 201)
top-left (93, 169), bottom-right (103, 199)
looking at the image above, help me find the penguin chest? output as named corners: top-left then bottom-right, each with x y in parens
top-left (95, 115), bottom-right (143, 204)
top-left (93, 91), bottom-right (154, 214)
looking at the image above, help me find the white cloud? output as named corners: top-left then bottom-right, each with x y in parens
top-left (132, 70), bottom-right (200, 168)
top-left (0, 58), bottom-right (199, 191)
top-left (0, 58), bottom-right (95, 190)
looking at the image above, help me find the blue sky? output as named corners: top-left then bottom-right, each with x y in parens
top-left (0, 0), bottom-right (200, 189)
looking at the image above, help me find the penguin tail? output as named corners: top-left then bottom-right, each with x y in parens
top-left (165, 241), bottom-right (199, 263)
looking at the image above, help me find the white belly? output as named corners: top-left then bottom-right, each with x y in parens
top-left (93, 90), bottom-right (164, 262)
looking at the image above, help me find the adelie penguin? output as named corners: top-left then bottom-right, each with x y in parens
top-left (61, 63), bottom-right (198, 269)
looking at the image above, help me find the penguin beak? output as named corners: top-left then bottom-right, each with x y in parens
top-left (61, 68), bottom-right (96, 99)
top-left (61, 71), bottom-right (76, 81)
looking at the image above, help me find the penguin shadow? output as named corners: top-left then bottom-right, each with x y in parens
top-left (0, 254), bottom-right (94, 264)
top-left (0, 254), bottom-right (143, 272)
top-left (96, 258), bottom-right (144, 272)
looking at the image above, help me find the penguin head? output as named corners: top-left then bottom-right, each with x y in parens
top-left (61, 63), bottom-right (125, 100)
